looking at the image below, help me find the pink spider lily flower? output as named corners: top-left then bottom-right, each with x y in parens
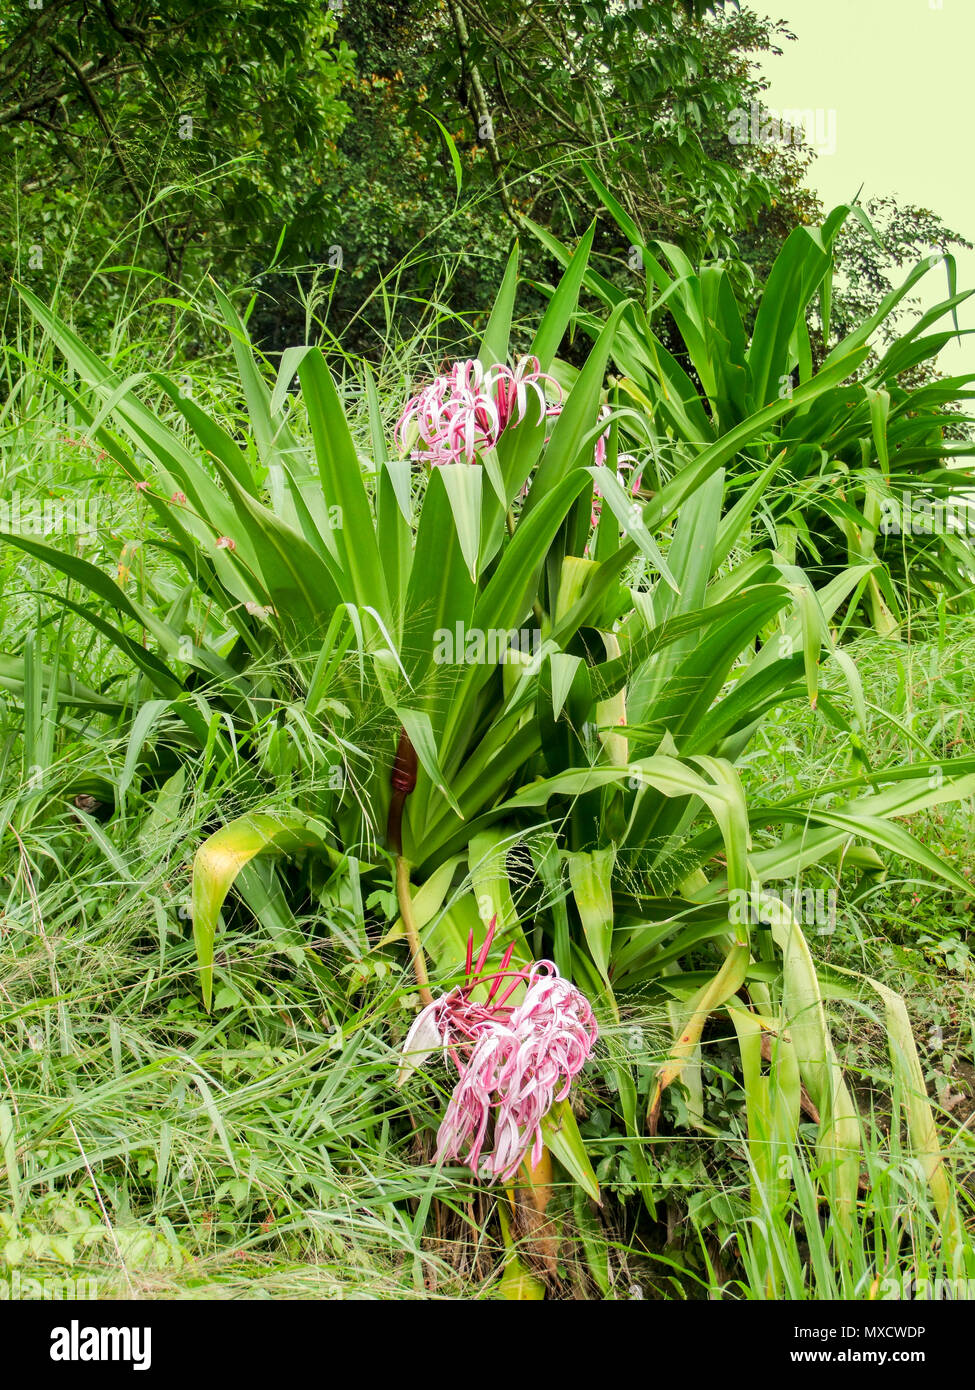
top-left (396, 356), bottom-right (560, 466)
top-left (398, 916), bottom-right (597, 1183)
top-left (395, 358), bottom-right (494, 465)
top-left (491, 355), bottom-right (561, 433)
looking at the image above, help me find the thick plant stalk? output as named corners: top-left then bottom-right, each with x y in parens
top-left (396, 855), bottom-right (432, 1008)
top-left (388, 728), bottom-right (433, 1007)
top-left (512, 1147), bottom-right (559, 1277)
top-left (497, 1200), bottom-right (546, 1300)
top-left (497, 1149), bottom-right (558, 1300)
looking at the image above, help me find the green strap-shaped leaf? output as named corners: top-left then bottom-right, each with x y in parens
top-left (566, 847), bottom-right (616, 991)
top-left (437, 463), bottom-right (483, 581)
top-left (768, 901), bottom-right (860, 1235)
top-left (395, 705), bottom-right (463, 822)
top-left (191, 813), bottom-right (338, 1009)
top-left (587, 464), bottom-right (679, 592)
top-left (522, 301), bottom-right (630, 515)
top-left (478, 243), bottom-right (520, 368)
top-left (297, 347), bottom-right (389, 622)
top-left (542, 1099), bottom-right (600, 1203)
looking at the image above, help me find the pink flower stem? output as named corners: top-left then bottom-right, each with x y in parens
top-left (486, 941), bottom-right (515, 1003)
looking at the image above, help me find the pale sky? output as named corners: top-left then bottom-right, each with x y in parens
top-left (744, 0), bottom-right (975, 378)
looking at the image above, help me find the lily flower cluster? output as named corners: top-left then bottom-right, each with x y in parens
top-left (399, 917), bottom-right (597, 1183)
top-left (396, 356), bottom-right (561, 465)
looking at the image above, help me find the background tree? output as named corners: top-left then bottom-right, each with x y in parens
top-left (262, 0), bottom-right (804, 356)
top-left (3, 0), bottom-right (969, 375)
top-left (0, 0), bottom-right (353, 324)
